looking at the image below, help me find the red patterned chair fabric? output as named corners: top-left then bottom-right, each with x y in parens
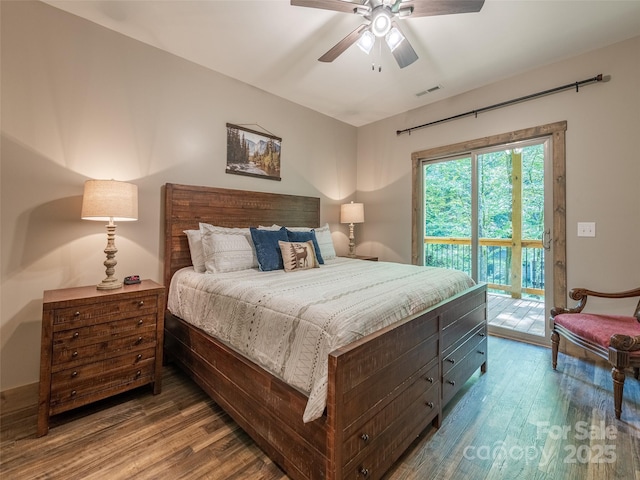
top-left (551, 287), bottom-right (640, 420)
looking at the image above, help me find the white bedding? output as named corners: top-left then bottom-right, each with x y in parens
top-left (168, 257), bottom-right (475, 422)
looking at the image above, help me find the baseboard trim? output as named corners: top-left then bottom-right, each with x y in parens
top-left (1, 382), bottom-right (38, 415)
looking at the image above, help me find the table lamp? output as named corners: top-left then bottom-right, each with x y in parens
top-left (340, 201), bottom-right (364, 257)
top-left (81, 179), bottom-right (138, 290)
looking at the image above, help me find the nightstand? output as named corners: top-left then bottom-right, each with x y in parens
top-left (37, 279), bottom-right (165, 436)
top-left (342, 255), bottom-right (378, 261)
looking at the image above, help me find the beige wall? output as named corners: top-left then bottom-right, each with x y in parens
top-left (2, 1), bottom-right (639, 392)
top-left (356, 36), bottom-right (640, 311)
top-left (0, 1), bottom-right (357, 390)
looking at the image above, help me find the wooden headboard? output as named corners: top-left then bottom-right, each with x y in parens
top-left (163, 183), bottom-right (321, 289)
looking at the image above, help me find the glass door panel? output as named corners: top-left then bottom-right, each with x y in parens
top-left (423, 140), bottom-right (548, 344)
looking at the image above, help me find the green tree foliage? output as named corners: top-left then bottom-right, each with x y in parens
top-left (424, 158), bottom-right (472, 237)
top-left (424, 144), bottom-right (544, 241)
top-left (423, 143), bottom-right (545, 289)
top-left (227, 128), bottom-right (249, 164)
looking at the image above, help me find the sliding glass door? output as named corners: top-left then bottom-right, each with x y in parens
top-left (421, 139), bottom-right (551, 343)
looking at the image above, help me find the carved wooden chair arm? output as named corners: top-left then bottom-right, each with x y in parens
top-left (550, 287), bottom-right (640, 319)
top-left (610, 334), bottom-right (640, 352)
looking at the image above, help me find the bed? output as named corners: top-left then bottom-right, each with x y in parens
top-left (163, 183), bottom-right (488, 480)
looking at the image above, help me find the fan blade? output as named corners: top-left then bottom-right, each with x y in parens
top-left (391, 0), bottom-right (404, 14)
top-left (291, 0), bottom-right (368, 14)
top-left (403, 0), bottom-right (484, 17)
top-left (318, 24), bottom-right (369, 62)
top-left (389, 22), bottom-right (418, 68)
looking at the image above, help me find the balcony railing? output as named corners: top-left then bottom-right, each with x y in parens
top-left (424, 236), bottom-right (544, 298)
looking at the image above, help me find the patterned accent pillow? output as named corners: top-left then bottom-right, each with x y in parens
top-left (184, 229), bottom-right (206, 273)
top-left (286, 229), bottom-right (324, 264)
top-left (250, 227), bottom-right (289, 271)
top-left (200, 223), bottom-right (258, 273)
top-left (278, 240), bottom-right (320, 272)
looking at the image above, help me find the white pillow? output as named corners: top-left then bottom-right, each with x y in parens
top-left (287, 223), bottom-right (336, 260)
top-left (199, 223), bottom-right (258, 273)
top-left (313, 223), bottom-right (337, 260)
top-left (184, 229), bottom-right (206, 273)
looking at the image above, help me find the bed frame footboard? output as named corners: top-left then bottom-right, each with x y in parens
top-left (164, 283), bottom-right (487, 480)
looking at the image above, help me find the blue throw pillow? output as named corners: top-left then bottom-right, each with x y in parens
top-left (286, 229), bottom-right (324, 264)
top-left (250, 227), bottom-right (288, 271)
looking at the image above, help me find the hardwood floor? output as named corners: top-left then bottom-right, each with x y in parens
top-left (2, 337), bottom-right (638, 479)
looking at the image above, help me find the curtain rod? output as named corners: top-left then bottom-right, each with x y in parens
top-left (396, 74), bottom-right (608, 136)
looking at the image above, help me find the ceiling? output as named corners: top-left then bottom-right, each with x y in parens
top-left (43, 0), bottom-right (640, 127)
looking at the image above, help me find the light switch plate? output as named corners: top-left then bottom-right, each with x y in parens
top-left (577, 222), bottom-right (596, 237)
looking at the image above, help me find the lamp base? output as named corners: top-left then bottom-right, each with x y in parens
top-left (97, 278), bottom-right (122, 290)
top-left (348, 223), bottom-right (356, 257)
top-left (97, 221), bottom-right (122, 290)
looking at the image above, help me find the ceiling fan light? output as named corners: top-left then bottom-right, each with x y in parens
top-left (357, 30), bottom-right (375, 54)
top-left (398, 6), bottom-right (413, 18)
top-left (370, 9), bottom-right (392, 37)
top-left (385, 27), bottom-right (405, 52)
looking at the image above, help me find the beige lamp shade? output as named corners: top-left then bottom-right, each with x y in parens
top-left (81, 180), bottom-right (138, 221)
top-left (340, 201), bottom-right (364, 224)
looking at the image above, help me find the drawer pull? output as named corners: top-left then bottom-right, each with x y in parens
top-left (477, 350), bottom-right (485, 355)
top-left (360, 433), bottom-right (370, 442)
top-left (135, 336), bottom-right (143, 345)
top-left (447, 380), bottom-right (455, 386)
top-left (138, 301), bottom-right (144, 307)
top-left (73, 332), bottom-right (79, 339)
top-left (71, 371), bottom-right (78, 377)
top-left (426, 401), bottom-right (434, 409)
top-left (138, 319), bottom-right (144, 326)
top-left (359, 467), bottom-right (369, 477)
top-left (478, 332), bottom-right (486, 337)
top-left (71, 390), bottom-right (77, 396)
top-left (446, 358), bottom-right (455, 364)
top-left (425, 377), bottom-right (434, 383)
top-left (136, 370), bottom-right (142, 377)
top-left (72, 351), bottom-right (78, 357)
top-left (136, 354), bottom-right (143, 361)
top-left (74, 311), bottom-right (80, 317)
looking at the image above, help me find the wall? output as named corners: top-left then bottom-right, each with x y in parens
top-left (0, 1), bottom-right (357, 390)
top-left (2, 2), bottom-right (639, 392)
top-left (357, 36), bottom-right (640, 312)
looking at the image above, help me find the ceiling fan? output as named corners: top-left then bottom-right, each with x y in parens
top-left (291, 0), bottom-right (485, 68)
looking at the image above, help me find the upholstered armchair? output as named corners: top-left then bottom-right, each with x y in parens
top-left (550, 287), bottom-right (640, 420)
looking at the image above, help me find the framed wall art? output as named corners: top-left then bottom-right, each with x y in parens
top-left (226, 123), bottom-right (282, 181)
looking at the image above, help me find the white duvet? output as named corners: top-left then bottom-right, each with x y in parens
top-left (168, 257), bottom-right (474, 422)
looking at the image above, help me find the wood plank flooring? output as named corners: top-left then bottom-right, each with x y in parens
top-left (2, 336), bottom-right (638, 479)
top-left (488, 294), bottom-right (546, 336)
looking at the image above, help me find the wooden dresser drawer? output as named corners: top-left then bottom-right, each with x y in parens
top-left (52, 294), bottom-right (158, 331)
top-left (50, 360), bottom-right (155, 414)
top-left (38, 280), bottom-right (165, 436)
top-left (441, 299), bottom-right (486, 353)
top-left (442, 324), bottom-right (486, 376)
top-left (342, 359), bottom-right (439, 467)
top-left (341, 334), bottom-right (438, 428)
top-left (51, 347), bottom-right (156, 388)
top-left (342, 365), bottom-right (440, 480)
top-left (52, 314), bottom-right (157, 349)
top-left (442, 336), bottom-right (488, 405)
top-left (51, 332), bottom-right (157, 371)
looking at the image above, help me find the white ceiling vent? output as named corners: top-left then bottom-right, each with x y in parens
top-left (416, 85), bottom-right (443, 97)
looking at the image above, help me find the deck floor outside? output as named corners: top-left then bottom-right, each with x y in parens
top-left (488, 292), bottom-right (546, 337)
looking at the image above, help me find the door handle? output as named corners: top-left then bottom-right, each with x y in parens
top-left (543, 229), bottom-right (551, 251)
